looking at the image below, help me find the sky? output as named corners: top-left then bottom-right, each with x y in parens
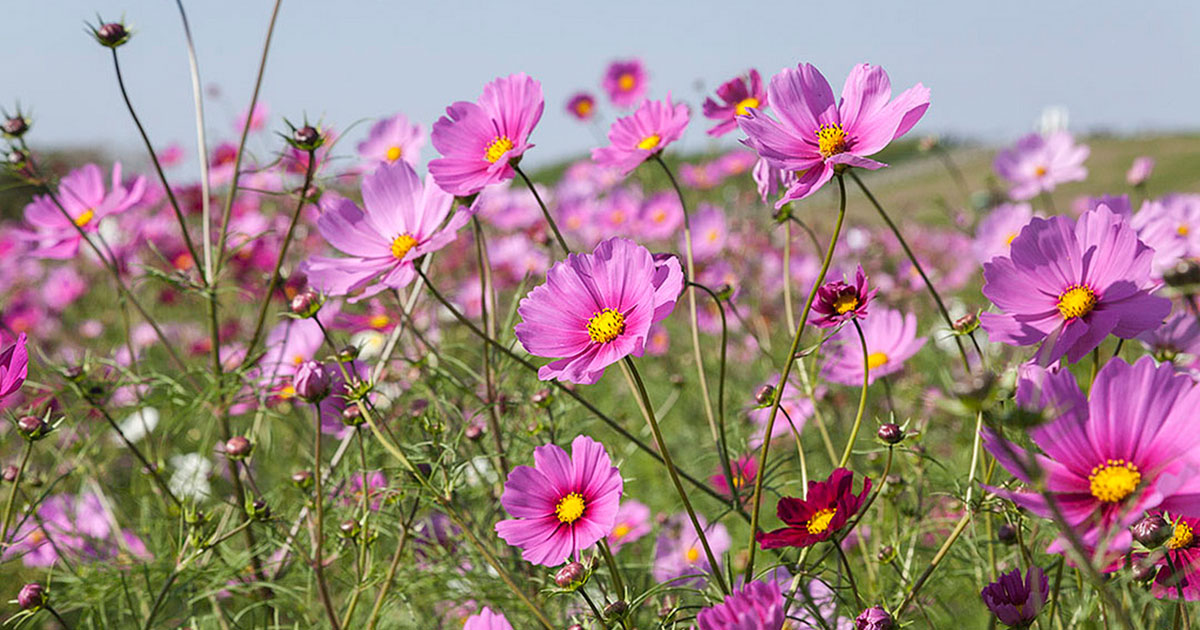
top-left (5, 0), bottom-right (1199, 167)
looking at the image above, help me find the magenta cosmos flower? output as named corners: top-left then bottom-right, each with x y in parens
top-left (993, 131), bottom-right (1089, 201)
top-left (757, 468), bottom-right (871, 550)
top-left (606, 499), bottom-right (651, 553)
top-left (302, 162), bottom-right (468, 301)
top-left (696, 580), bottom-right (785, 630)
top-left (463, 607), bottom-right (512, 630)
top-left (515, 237), bottom-right (684, 385)
top-left (1152, 514), bottom-right (1200, 600)
top-left (821, 307), bottom-right (926, 386)
top-left (0, 332), bottom-right (28, 402)
top-left (811, 264), bottom-right (875, 328)
top-left (357, 112), bottom-right (424, 167)
top-left (738, 63), bottom-right (929, 207)
top-left (983, 358), bottom-right (1200, 560)
top-left (21, 163), bottom-right (146, 259)
top-left (703, 69), bottom-right (768, 137)
top-left (981, 204), bottom-right (1170, 365)
top-left (429, 73), bottom-right (544, 196)
top-left (566, 92), bottom-right (597, 121)
top-left (981, 567), bottom-right (1049, 627)
top-left (592, 96), bottom-right (689, 175)
top-left (602, 59), bottom-right (647, 107)
top-left (494, 435), bottom-right (623, 566)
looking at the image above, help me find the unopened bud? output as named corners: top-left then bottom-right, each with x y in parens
top-left (997, 523), bottom-right (1018, 545)
top-left (876, 423), bottom-right (903, 445)
top-left (530, 388), bottom-right (552, 407)
top-left (1131, 513), bottom-right (1172, 548)
top-left (341, 405), bottom-right (364, 426)
top-left (339, 519), bottom-right (360, 539)
top-left (224, 436), bottom-right (252, 459)
top-left (293, 361), bottom-right (331, 403)
top-left (94, 22), bottom-right (130, 48)
top-left (877, 545), bottom-right (895, 563)
top-left (291, 470), bottom-right (313, 490)
top-left (292, 125), bottom-right (322, 150)
top-left (603, 600), bottom-right (628, 619)
top-left (337, 345), bottom-right (359, 363)
top-left (555, 561), bottom-right (586, 588)
top-left (953, 311), bottom-right (979, 334)
top-left (17, 416), bottom-right (49, 441)
top-left (2, 116), bottom-right (29, 138)
top-left (1130, 555), bottom-right (1160, 582)
top-left (17, 582), bottom-right (47, 610)
top-left (289, 288), bottom-right (322, 318)
top-left (249, 498), bottom-right (271, 520)
top-left (855, 605), bottom-right (895, 630)
top-left (754, 384), bottom-right (775, 406)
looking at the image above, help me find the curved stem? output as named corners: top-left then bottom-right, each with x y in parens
top-left (471, 217), bottom-right (510, 479)
top-left (690, 281), bottom-right (736, 512)
top-left (512, 163), bottom-right (570, 255)
top-left (838, 319), bottom-right (871, 468)
top-left (310, 404), bottom-right (343, 630)
top-left (619, 358), bottom-right (729, 596)
top-left (744, 174), bottom-right (847, 582)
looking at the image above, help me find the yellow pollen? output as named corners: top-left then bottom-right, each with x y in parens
top-left (279, 384), bottom-right (296, 399)
top-left (369, 314), bottom-right (391, 329)
top-left (1005, 232), bottom-right (1018, 245)
top-left (685, 546), bottom-right (700, 563)
top-left (292, 355), bottom-right (305, 366)
top-left (1057, 285), bottom-right (1097, 320)
top-left (637, 134), bottom-right (661, 151)
top-left (74, 208), bottom-right (96, 227)
top-left (611, 209), bottom-right (627, 225)
top-left (1169, 521), bottom-right (1195, 550)
top-left (618, 73), bottom-right (636, 91)
top-left (734, 97), bottom-right (760, 117)
top-left (1034, 165), bottom-right (1048, 177)
top-left (816, 124), bottom-right (847, 159)
top-left (391, 233), bottom-right (418, 260)
top-left (576, 100), bottom-right (593, 116)
top-left (867, 352), bottom-right (889, 370)
top-left (485, 136), bottom-right (514, 163)
top-left (832, 294), bottom-right (859, 314)
top-left (28, 529), bottom-right (45, 545)
top-left (586, 308), bottom-right (626, 344)
top-left (706, 228), bottom-right (720, 243)
top-left (555, 492), bottom-right (586, 524)
top-left (1178, 224), bottom-right (1191, 237)
top-left (385, 146), bottom-right (403, 162)
top-left (652, 209), bottom-right (667, 223)
top-left (806, 507), bottom-right (837, 534)
top-left (612, 523), bottom-right (630, 539)
top-left (1088, 459), bottom-right (1141, 503)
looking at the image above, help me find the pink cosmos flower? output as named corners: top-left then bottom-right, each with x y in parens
top-left (463, 607), bottom-right (512, 630)
top-left (494, 435), bottom-right (623, 566)
top-left (1152, 514), bottom-right (1200, 600)
top-left (703, 69), bottom-right (768, 137)
top-left (514, 237), bottom-right (684, 385)
top-left (752, 157), bottom-right (796, 205)
top-left (972, 203), bottom-right (1035, 264)
top-left (1131, 194), bottom-right (1200, 277)
top-left (302, 162), bottom-right (467, 301)
top-left (0, 332), bottom-right (28, 402)
top-left (566, 92), bottom-right (597, 121)
top-left (687, 204), bottom-right (728, 261)
top-left (810, 264), bottom-right (876, 328)
top-left (429, 73), bottom-right (544, 196)
top-left (738, 63), bottom-right (929, 207)
top-left (235, 102), bottom-right (269, 134)
top-left (592, 95), bottom-right (690, 175)
top-left (21, 163), bottom-right (147, 259)
top-left (606, 499), bottom-right (652, 553)
top-left (711, 455), bottom-right (758, 500)
top-left (993, 131), bottom-right (1089, 201)
top-left (652, 512), bottom-right (731, 587)
top-left (1127, 156), bottom-right (1155, 187)
top-left (159, 143), bottom-right (184, 168)
top-left (357, 112), bottom-right (425, 167)
top-left (981, 204), bottom-right (1171, 365)
top-left (602, 59), bottom-right (647, 108)
top-left (1138, 311), bottom-right (1200, 365)
top-left (697, 580), bottom-right (785, 630)
top-left (821, 307), bottom-right (926, 386)
top-left (984, 357), bottom-right (1200, 561)
top-left (635, 192), bottom-right (684, 241)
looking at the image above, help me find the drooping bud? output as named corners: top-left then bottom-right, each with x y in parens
top-left (554, 561), bottom-right (586, 588)
top-left (876, 423), bottom-right (904, 445)
top-left (17, 582), bottom-right (47, 610)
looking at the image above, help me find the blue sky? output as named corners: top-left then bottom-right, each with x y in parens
top-left (7, 1), bottom-right (1198, 166)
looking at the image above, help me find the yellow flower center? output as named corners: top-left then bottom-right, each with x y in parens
top-left (1005, 232), bottom-right (1018, 245)
top-left (612, 523), bottom-right (630, 539)
top-left (586, 308), bottom-right (626, 344)
top-left (806, 507), bottom-right (837, 534)
top-left (1034, 165), bottom-right (1048, 177)
top-left (652, 209), bottom-right (667, 223)
top-left (611, 209), bottom-right (627, 225)
top-left (1088, 459), bottom-right (1141, 503)
top-left (575, 100), bottom-right (593, 117)
top-left (734, 97), bottom-right (760, 117)
top-left (1057, 285), bottom-right (1097, 320)
top-left (279, 384), bottom-right (296, 399)
top-left (369, 314), bottom-right (390, 329)
top-left (75, 208), bottom-right (96, 227)
top-left (867, 352), bottom-right (889, 370)
top-left (833, 294), bottom-right (859, 314)
top-left (555, 492), bottom-right (586, 524)
top-left (1169, 521), bottom-right (1195, 550)
top-left (485, 136), bottom-right (514, 163)
top-left (385, 146), bottom-right (403, 162)
top-left (1178, 224), bottom-right (1191, 237)
top-left (391, 233), bottom-right (418, 260)
top-left (618, 73), bottom-right (636, 91)
top-left (706, 228), bottom-right (720, 243)
top-left (637, 134), bottom-right (661, 151)
top-left (816, 124), bottom-right (847, 159)
top-left (685, 546), bottom-right (700, 563)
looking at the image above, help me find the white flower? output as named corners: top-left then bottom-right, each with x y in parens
top-left (112, 407), bottom-right (159, 445)
top-left (169, 453), bottom-right (212, 500)
top-left (350, 329), bottom-right (388, 361)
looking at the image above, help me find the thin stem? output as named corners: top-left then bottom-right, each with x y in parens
top-left (833, 540), bottom-right (864, 609)
top-left (0, 440), bottom-right (33, 549)
top-left (512, 163), bottom-right (570, 255)
top-left (783, 220), bottom-right (796, 331)
top-left (744, 174), bottom-right (847, 582)
top-left (141, 572), bottom-right (179, 630)
top-left (838, 319), bottom-right (871, 468)
top-left (310, 404), bottom-right (343, 630)
top-left (471, 217), bottom-right (510, 478)
top-left (690, 281), bottom-right (736, 512)
top-left (90, 402), bottom-right (181, 509)
top-left (848, 170), bottom-right (974, 373)
top-left (620, 358), bottom-right (729, 595)
top-left (364, 498), bottom-right (421, 630)
top-left (597, 538), bottom-right (627, 601)
top-left (171, 0), bottom-right (214, 284)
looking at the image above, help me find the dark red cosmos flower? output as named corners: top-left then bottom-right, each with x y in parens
top-left (810, 265), bottom-right (875, 328)
top-left (757, 468), bottom-right (871, 549)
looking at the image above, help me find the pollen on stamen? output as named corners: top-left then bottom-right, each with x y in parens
top-left (866, 352), bottom-right (889, 370)
top-left (391, 233), bottom-right (418, 260)
top-left (485, 136), bottom-right (515, 163)
top-left (815, 124), bottom-right (847, 159)
top-left (586, 308), bottom-right (626, 344)
top-left (806, 507), bottom-right (837, 534)
top-left (555, 492), bottom-right (586, 524)
top-left (1088, 459), bottom-right (1141, 503)
top-left (734, 97), bottom-right (760, 117)
top-left (74, 208), bottom-right (96, 227)
top-left (637, 134), bottom-right (661, 151)
top-left (1057, 284), bottom-right (1097, 320)
top-left (385, 146), bottom-right (403, 162)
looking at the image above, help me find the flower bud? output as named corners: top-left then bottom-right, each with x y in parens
top-left (997, 523), bottom-right (1018, 545)
top-left (953, 311), bottom-right (979, 334)
top-left (337, 345), bottom-right (359, 363)
top-left (530, 388), bottom-right (552, 407)
top-left (1131, 513), bottom-right (1172, 548)
top-left (876, 423), bottom-right (904, 445)
top-left (341, 404), bottom-right (364, 426)
top-left (2, 116), bottom-right (29, 138)
top-left (291, 125), bottom-right (323, 150)
top-left (1130, 555), bottom-right (1160, 582)
top-left (855, 605), bottom-right (895, 630)
top-left (603, 600), bottom-right (628, 620)
top-left (17, 416), bottom-right (49, 441)
top-left (289, 288), bottom-right (322, 318)
top-left (249, 498), bottom-right (271, 521)
top-left (754, 384), bottom-right (775, 406)
top-left (17, 582), bottom-right (47, 610)
top-left (224, 436), bottom-right (252, 459)
top-left (93, 22), bottom-right (131, 48)
top-left (877, 545), bottom-right (895, 563)
top-left (291, 470), bottom-right (313, 490)
top-left (555, 561), bottom-right (586, 588)
top-left (293, 361), bottom-right (331, 403)
top-left (2, 465), bottom-right (18, 482)
top-left (339, 518), bottom-right (360, 539)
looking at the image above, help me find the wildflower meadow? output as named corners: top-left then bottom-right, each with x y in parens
top-left (3, 5), bottom-right (1200, 630)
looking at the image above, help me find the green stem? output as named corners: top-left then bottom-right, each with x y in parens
top-left (310, 404), bottom-right (343, 630)
top-left (783, 220), bottom-right (796, 330)
top-left (363, 498), bottom-right (421, 630)
top-left (597, 538), bottom-right (627, 601)
top-left (0, 440), bottom-right (33, 549)
top-left (512, 163), bottom-right (570, 255)
top-left (689, 281), bottom-right (736, 512)
top-left (839, 319), bottom-right (871, 468)
top-left (744, 173), bottom-right (848, 582)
